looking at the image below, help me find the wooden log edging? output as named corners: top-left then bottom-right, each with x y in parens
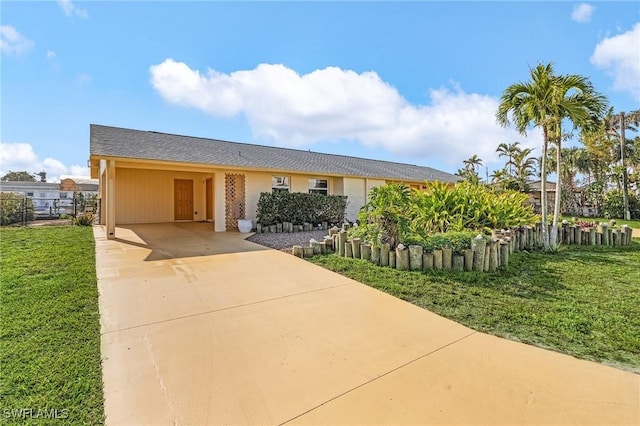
top-left (294, 221), bottom-right (634, 268)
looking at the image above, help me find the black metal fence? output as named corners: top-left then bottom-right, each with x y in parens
top-left (0, 193), bottom-right (98, 226)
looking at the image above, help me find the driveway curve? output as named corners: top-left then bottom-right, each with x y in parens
top-left (95, 223), bottom-right (639, 425)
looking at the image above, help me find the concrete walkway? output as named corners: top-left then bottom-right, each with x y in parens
top-left (96, 223), bottom-right (639, 425)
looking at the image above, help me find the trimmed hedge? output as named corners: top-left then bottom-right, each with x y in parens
top-left (256, 192), bottom-right (347, 226)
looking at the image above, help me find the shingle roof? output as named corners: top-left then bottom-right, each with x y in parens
top-left (90, 124), bottom-right (459, 183)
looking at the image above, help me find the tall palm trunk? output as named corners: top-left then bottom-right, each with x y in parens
top-left (550, 123), bottom-right (562, 247)
top-left (540, 126), bottom-right (550, 249)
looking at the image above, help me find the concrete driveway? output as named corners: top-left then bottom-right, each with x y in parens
top-left (95, 223), bottom-right (639, 425)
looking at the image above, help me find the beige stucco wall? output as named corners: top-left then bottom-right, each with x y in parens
top-left (366, 179), bottom-right (386, 196)
top-left (332, 177), bottom-right (344, 196)
top-left (341, 178), bottom-right (385, 222)
top-left (343, 178), bottom-right (366, 222)
top-left (244, 171), bottom-right (271, 225)
top-left (108, 162), bottom-right (405, 228)
top-left (115, 168), bottom-right (213, 224)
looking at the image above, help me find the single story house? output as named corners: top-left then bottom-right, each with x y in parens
top-left (89, 124), bottom-right (458, 238)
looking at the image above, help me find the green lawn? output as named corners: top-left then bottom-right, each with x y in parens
top-left (0, 226), bottom-right (104, 425)
top-left (310, 242), bottom-right (640, 372)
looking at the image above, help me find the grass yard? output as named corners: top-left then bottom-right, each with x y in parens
top-left (310, 241), bottom-right (640, 372)
top-left (0, 226), bottom-right (104, 425)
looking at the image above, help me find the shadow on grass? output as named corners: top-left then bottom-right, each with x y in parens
top-left (420, 252), bottom-right (567, 302)
top-left (309, 242), bottom-right (640, 372)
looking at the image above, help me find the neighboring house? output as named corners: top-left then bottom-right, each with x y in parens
top-left (528, 180), bottom-right (555, 214)
top-left (0, 181), bottom-right (63, 216)
top-left (528, 180), bottom-right (593, 216)
top-left (0, 178), bottom-right (99, 217)
top-left (60, 178), bottom-right (99, 194)
top-left (89, 124), bottom-right (459, 238)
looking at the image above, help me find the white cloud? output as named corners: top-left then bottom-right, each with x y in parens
top-left (0, 25), bottom-right (34, 55)
top-left (0, 142), bottom-right (89, 183)
top-left (571, 3), bottom-right (594, 23)
top-left (57, 0), bottom-right (88, 19)
top-left (150, 59), bottom-right (540, 168)
top-left (591, 23), bottom-right (640, 101)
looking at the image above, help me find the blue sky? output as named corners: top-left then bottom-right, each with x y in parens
top-left (1, 1), bottom-right (639, 182)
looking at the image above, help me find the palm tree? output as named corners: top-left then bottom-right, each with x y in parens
top-left (497, 63), bottom-right (558, 249)
top-left (458, 155), bottom-right (483, 185)
top-left (496, 142), bottom-right (522, 176)
top-left (609, 109), bottom-right (640, 219)
top-left (547, 75), bottom-right (607, 244)
top-left (463, 154), bottom-right (483, 174)
top-left (489, 167), bottom-right (512, 191)
top-left (580, 108), bottom-right (639, 217)
top-left (512, 147), bottom-right (537, 191)
top-left (497, 63), bottom-right (607, 249)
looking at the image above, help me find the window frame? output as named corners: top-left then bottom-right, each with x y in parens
top-left (308, 178), bottom-right (329, 195)
top-left (271, 176), bottom-right (290, 193)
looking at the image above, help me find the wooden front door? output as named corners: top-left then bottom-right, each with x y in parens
top-left (174, 179), bottom-right (193, 221)
top-left (205, 178), bottom-right (213, 221)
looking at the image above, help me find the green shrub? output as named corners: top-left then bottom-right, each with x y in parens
top-left (256, 192), bottom-right (347, 225)
top-left (601, 191), bottom-right (640, 219)
top-left (403, 231), bottom-right (479, 254)
top-left (354, 181), bottom-right (536, 250)
top-left (0, 192), bottom-right (34, 225)
top-left (356, 183), bottom-right (412, 248)
top-left (411, 181), bottom-right (535, 233)
top-left (74, 213), bottom-right (94, 226)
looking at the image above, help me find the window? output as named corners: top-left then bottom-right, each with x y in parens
top-left (26, 192), bottom-right (34, 197)
top-left (60, 192), bottom-right (68, 199)
top-left (272, 176), bottom-right (290, 193)
top-left (308, 178), bottom-right (328, 195)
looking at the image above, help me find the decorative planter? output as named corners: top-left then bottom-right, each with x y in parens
top-left (237, 219), bottom-right (252, 233)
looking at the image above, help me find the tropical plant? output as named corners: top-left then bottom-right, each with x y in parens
top-left (547, 146), bottom-right (589, 213)
top-left (489, 167), bottom-right (516, 191)
top-left (493, 142), bottom-right (537, 192)
top-left (456, 155), bottom-right (484, 185)
top-left (496, 141), bottom-right (522, 176)
top-left (357, 183), bottom-right (412, 248)
top-left (355, 182), bottom-right (536, 250)
top-left (601, 191), bottom-right (640, 220)
top-left (511, 147), bottom-right (537, 191)
top-left (496, 62), bottom-right (608, 249)
top-left (547, 74), bottom-right (607, 244)
top-left (74, 212), bottom-right (94, 226)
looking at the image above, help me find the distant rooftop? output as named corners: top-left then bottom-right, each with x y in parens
top-left (90, 124), bottom-right (459, 183)
top-left (0, 181), bottom-right (60, 190)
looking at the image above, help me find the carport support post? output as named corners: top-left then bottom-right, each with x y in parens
top-left (106, 159), bottom-right (116, 239)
